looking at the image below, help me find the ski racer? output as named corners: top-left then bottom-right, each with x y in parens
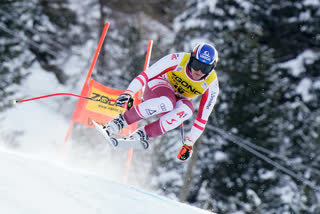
top-left (102, 43), bottom-right (219, 161)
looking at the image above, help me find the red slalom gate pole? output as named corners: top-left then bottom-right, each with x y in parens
top-left (63, 22), bottom-right (110, 148)
top-left (123, 40), bottom-right (153, 184)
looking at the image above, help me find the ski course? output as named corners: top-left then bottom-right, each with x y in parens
top-left (0, 148), bottom-right (215, 214)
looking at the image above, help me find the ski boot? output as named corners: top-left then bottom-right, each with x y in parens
top-left (103, 113), bottom-right (128, 136)
top-left (128, 128), bottom-right (150, 149)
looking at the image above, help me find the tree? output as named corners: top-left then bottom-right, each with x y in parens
top-left (0, 0), bottom-right (87, 111)
top-left (168, 0), bottom-right (320, 213)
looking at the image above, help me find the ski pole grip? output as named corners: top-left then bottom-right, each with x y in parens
top-left (126, 97), bottom-right (134, 111)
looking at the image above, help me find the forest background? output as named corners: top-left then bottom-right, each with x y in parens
top-left (1, 0), bottom-right (320, 213)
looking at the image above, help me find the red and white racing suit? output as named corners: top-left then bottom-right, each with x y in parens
top-left (123, 52), bottom-right (219, 144)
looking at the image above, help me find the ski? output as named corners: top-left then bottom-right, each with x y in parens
top-left (92, 120), bottom-right (118, 147)
top-left (92, 120), bottom-right (149, 150)
top-left (111, 138), bottom-right (149, 150)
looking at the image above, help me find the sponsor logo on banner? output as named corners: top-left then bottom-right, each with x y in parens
top-left (90, 93), bottom-right (117, 105)
top-left (86, 88), bottom-right (125, 117)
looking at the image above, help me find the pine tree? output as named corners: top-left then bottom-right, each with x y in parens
top-left (170, 0), bottom-right (320, 213)
top-left (0, 0), bottom-right (86, 111)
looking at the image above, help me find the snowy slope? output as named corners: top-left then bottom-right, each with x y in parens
top-left (0, 148), bottom-right (215, 214)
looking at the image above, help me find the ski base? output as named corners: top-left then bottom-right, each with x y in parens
top-left (111, 138), bottom-right (149, 150)
top-left (92, 120), bottom-right (148, 150)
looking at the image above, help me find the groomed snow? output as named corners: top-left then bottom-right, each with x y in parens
top-left (0, 148), bottom-right (215, 214)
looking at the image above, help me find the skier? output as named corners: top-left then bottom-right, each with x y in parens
top-left (101, 43), bottom-right (219, 161)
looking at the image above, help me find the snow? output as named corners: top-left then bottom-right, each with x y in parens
top-left (0, 148), bottom-right (215, 214)
top-left (314, 79), bottom-right (320, 89)
top-left (3, 1), bottom-right (319, 213)
top-left (213, 151), bottom-right (228, 162)
top-left (197, 0), bottom-right (217, 13)
top-left (304, 0), bottom-right (320, 6)
top-left (23, 64), bottom-right (65, 95)
top-left (0, 6), bottom-right (212, 213)
top-left (246, 189), bottom-right (261, 206)
top-left (278, 186), bottom-right (295, 204)
top-left (278, 50), bottom-right (317, 77)
top-left (3, 98), bottom-right (68, 152)
top-left (1, 50), bottom-right (214, 213)
top-left (258, 169), bottom-right (276, 180)
top-left (278, 50), bottom-right (319, 102)
top-left (296, 78), bottom-right (313, 102)
top-left (2, 63), bottom-right (73, 155)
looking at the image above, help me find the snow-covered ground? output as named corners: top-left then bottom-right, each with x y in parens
top-left (0, 148), bottom-right (214, 214)
top-left (0, 13), bottom-right (211, 214)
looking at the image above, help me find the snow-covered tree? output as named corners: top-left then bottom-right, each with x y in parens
top-left (162, 0), bottom-right (320, 213)
top-left (0, 0), bottom-right (87, 111)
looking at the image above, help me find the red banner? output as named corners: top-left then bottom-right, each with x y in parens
top-left (61, 22), bottom-right (153, 184)
top-left (72, 79), bottom-right (141, 136)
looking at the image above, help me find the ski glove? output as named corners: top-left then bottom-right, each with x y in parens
top-left (116, 93), bottom-right (134, 110)
top-left (177, 138), bottom-right (193, 161)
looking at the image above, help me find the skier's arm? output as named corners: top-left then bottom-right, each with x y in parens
top-left (123, 53), bottom-right (182, 96)
top-left (187, 79), bottom-right (219, 143)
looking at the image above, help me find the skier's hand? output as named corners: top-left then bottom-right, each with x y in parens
top-left (177, 138), bottom-right (193, 161)
top-left (116, 93), bottom-right (134, 110)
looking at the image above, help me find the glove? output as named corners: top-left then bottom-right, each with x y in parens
top-left (177, 138), bottom-right (193, 161)
top-left (116, 93), bottom-right (134, 110)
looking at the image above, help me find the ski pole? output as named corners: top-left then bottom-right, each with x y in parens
top-left (12, 93), bottom-right (116, 104)
top-left (180, 122), bottom-right (185, 144)
top-left (12, 92), bottom-right (133, 110)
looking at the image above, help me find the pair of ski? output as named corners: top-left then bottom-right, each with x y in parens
top-left (92, 120), bottom-right (149, 150)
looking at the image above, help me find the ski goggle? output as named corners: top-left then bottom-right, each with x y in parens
top-left (189, 56), bottom-right (216, 74)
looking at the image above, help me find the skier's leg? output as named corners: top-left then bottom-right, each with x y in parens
top-left (106, 78), bottom-right (176, 136)
top-left (123, 78), bottom-right (176, 125)
top-left (144, 99), bottom-right (194, 138)
top-left (128, 99), bottom-right (193, 149)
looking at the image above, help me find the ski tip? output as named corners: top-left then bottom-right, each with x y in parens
top-left (91, 120), bottom-right (98, 127)
top-left (12, 100), bottom-right (17, 104)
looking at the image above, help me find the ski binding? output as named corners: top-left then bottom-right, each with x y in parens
top-left (92, 120), bottom-right (149, 150)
